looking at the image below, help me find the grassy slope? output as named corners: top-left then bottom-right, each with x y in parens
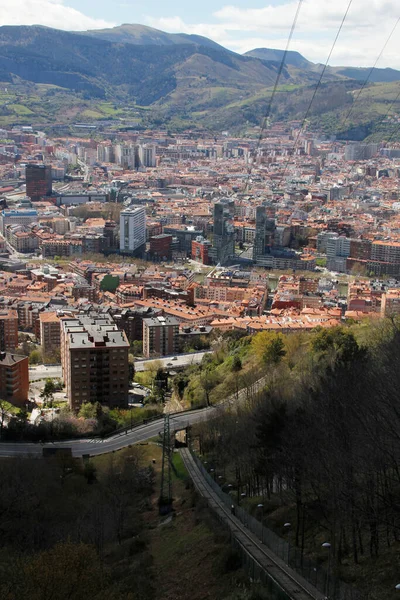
top-left (0, 82), bottom-right (146, 126)
top-left (1, 75), bottom-right (399, 140)
top-left (108, 444), bottom-right (250, 600)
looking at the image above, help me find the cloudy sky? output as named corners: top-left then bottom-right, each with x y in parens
top-left (0, 0), bottom-right (399, 68)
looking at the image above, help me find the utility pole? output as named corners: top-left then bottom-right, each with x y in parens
top-left (159, 414), bottom-right (172, 515)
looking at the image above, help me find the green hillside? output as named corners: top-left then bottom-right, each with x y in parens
top-left (0, 25), bottom-right (399, 140)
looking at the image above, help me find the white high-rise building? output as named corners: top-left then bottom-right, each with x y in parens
top-left (120, 206), bottom-right (146, 254)
top-left (139, 144), bottom-right (157, 168)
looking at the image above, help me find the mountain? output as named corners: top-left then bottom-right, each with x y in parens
top-left (82, 23), bottom-right (225, 51)
top-left (0, 25), bottom-right (295, 102)
top-left (244, 47), bottom-right (400, 84)
top-left (332, 66), bottom-right (400, 83)
top-left (0, 24), bottom-right (399, 140)
top-left (244, 48), bottom-right (311, 69)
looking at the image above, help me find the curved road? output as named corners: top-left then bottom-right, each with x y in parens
top-left (0, 374), bottom-right (266, 458)
top-left (0, 407), bottom-right (215, 458)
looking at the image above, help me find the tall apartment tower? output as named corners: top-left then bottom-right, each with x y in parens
top-left (253, 206), bottom-right (267, 261)
top-left (344, 143), bottom-right (379, 161)
top-left (0, 352), bottom-right (29, 407)
top-left (39, 311), bottom-right (61, 357)
top-left (212, 200), bottom-right (235, 266)
top-left (120, 206), bottom-right (146, 255)
top-left (26, 164), bottom-right (52, 201)
top-left (143, 316), bottom-right (179, 358)
top-left (61, 314), bottom-right (129, 411)
top-left (0, 309), bottom-right (18, 352)
top-left (139, 144), bottom-right (157, 167)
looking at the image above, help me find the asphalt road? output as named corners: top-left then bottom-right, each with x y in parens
top-left (29, 365), bottom-right (62, 381)
top-left (0, 407), bottom-right (215, 458)
top-left (135, 351), bottom-right (211, 371)
top-left (6, 370), bottom-right (266, 460)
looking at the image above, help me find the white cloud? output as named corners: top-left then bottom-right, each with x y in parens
top-left (214, 1), bottom-right (399, 33)
top-left (146, 0), bottom-right (400, 69)
top-left (145, 15), bottom-right (231, 46)
top-left (0, 0), bottom-right (115, 31)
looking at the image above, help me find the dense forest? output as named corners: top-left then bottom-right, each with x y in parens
top-left (192, 320), bottom-right (400, 599)
top-left (0, 449), bottom-right (155, 599)
top-left (0, 442), bottom-right (287, 600)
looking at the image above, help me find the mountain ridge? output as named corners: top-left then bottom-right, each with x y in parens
top-left (81, 23), bottom-right (227, 51)
top-left (244, 48), bottom-right (312, 69)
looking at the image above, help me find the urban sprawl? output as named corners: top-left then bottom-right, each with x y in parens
top-left (0, 121), bottom-right (400, 412)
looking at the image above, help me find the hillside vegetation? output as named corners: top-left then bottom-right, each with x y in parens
top-left (0, 25), bottom-right (400, 138)
top-left (189, 319), bottom-right (400, 600)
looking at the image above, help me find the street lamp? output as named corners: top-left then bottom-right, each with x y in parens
top-left (284, 523), bottom-right (291, 565)
top-left (257, 503), bottom-right (264, 541)
top-left (321, 542), bottom-right (331, 598)
top-left (395, 584), bottom-right (400, 590)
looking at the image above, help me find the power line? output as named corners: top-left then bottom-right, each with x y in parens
top-left (347, 118), bottom-right (400, 199)
top-left (243, 0), bottom-right (304, 192)
top-left (385, 121), bottom-right (400, 144)
top-left (340, 84), bottom-right (400, 193)
top-left (378, 86), bottom-right (400, 131)
top-left (339, 16), bottom-right (400, 134)
top-left (343, 86), bottom-right (400, 184)
top-left (276, 0), bottom-right (354, 187)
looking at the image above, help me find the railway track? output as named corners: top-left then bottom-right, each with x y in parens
top-left (180, 448), bottom-right (325, 600)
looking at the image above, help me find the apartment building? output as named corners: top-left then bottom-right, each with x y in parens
top-left (381, 289), bottom-right (400, 318)
top-left (0, 209), bottom-right (38, 234)
top-left (5, 225), bottom-right (39, 253)
top-left (0, 352), bottom-right (29, 407)
top-left (112, 307), bottom-right (161, 343)
top-left (192, 237), bottom-right (211, 265)
top-left (143, 316), bottom-right (179, 358)
top-left (326, 236), bottom-right (351, 272)
top-left (40, 238), bottom-right (82, 258)
top-left (120, 206), bottom-right (146, 254)
top-left (25, 164), bottom-right (52, 201)
top-left (149, 234), bottom-right (172, 260)
top-left (61, 314), bottom-right (129, 411)
top-left (139, 143), bottom-right (157, 167)
top-left (0, 309), bottom-right (18, 352)
top-left (371, 241), bottom-right (400, 264)
top-left (39, 311), bottom-right (61, 356)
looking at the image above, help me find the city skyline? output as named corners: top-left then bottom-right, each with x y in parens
top-left (0, 0), bottom-right (399, 69)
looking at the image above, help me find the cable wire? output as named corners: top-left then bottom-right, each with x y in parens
top-left (348, 117), bottom-right (400, 199)
top-left (339, 16), bottom-right (400, 134)
top-left (276, 0), bottom-right (354, 188)
top-left (243, 0), bottom-right (304, 192)
top-left (383, 117), bottom-right (400, 145)
top-left (336, 80), bottom-right (400, 197)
